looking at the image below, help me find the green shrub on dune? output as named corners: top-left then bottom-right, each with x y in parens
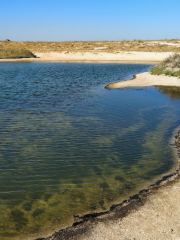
top-left (150, 53), bottom-right (180, 77)
top-left (0, 47), bottom-right (36, 59)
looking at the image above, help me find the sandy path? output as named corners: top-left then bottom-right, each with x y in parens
top-left (105, 72), bottom-right (180, 89)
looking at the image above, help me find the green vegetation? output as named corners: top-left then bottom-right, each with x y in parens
top-left (150, 53), bottom-right (180, 77)
top-left (0, 47), bottom-right (36, 59)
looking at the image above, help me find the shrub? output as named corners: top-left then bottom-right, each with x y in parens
top-left (0, 47), bottom-right (36, 59)
top-left (150, 53), bottom-right (180, 77)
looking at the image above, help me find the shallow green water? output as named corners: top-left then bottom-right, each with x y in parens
top-left (0, 62), bottom-right (180, 239)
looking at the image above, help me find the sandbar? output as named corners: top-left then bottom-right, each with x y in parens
top-left (105, 72), bottom-right (180, 89)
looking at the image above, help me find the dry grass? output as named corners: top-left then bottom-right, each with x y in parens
top-left (0, 39), bottom-right (180, 54)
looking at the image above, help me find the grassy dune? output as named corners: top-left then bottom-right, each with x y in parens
top-left (0, 47), bottom-right (36, 59)
top-left (150, 53), bottom-right (180, 77)
top-left (0, 39), bottom-right (180, 55)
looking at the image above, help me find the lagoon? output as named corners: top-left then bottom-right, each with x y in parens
top-left (0, 62), bottom-right (180, 239)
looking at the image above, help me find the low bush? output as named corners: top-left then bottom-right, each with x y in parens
top-left (150, 53), bottom-right (180, 77)
top-left (0, 47), bottom-right (36, 59)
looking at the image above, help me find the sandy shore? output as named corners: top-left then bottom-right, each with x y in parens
top-left (105, 71), bottom-right (180, 89)
top-left (0, 51), bottom-right (173, 63)
top-left (80, 172), bottom-right (180, 240)
top-left (38, 165), bottom-right (180, 240)
top-left (34, 51), bottom-right (172, 63)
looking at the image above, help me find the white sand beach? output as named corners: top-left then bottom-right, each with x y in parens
top-left (34, 51), bottom-right (172, 63)
top-left (0, 51), bottom-right (173, 63)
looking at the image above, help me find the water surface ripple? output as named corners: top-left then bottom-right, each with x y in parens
top-left (0, 62), bottom-right (180, 239)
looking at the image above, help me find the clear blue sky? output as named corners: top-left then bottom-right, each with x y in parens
top-left (1, 0), bottom-right (180, 41)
